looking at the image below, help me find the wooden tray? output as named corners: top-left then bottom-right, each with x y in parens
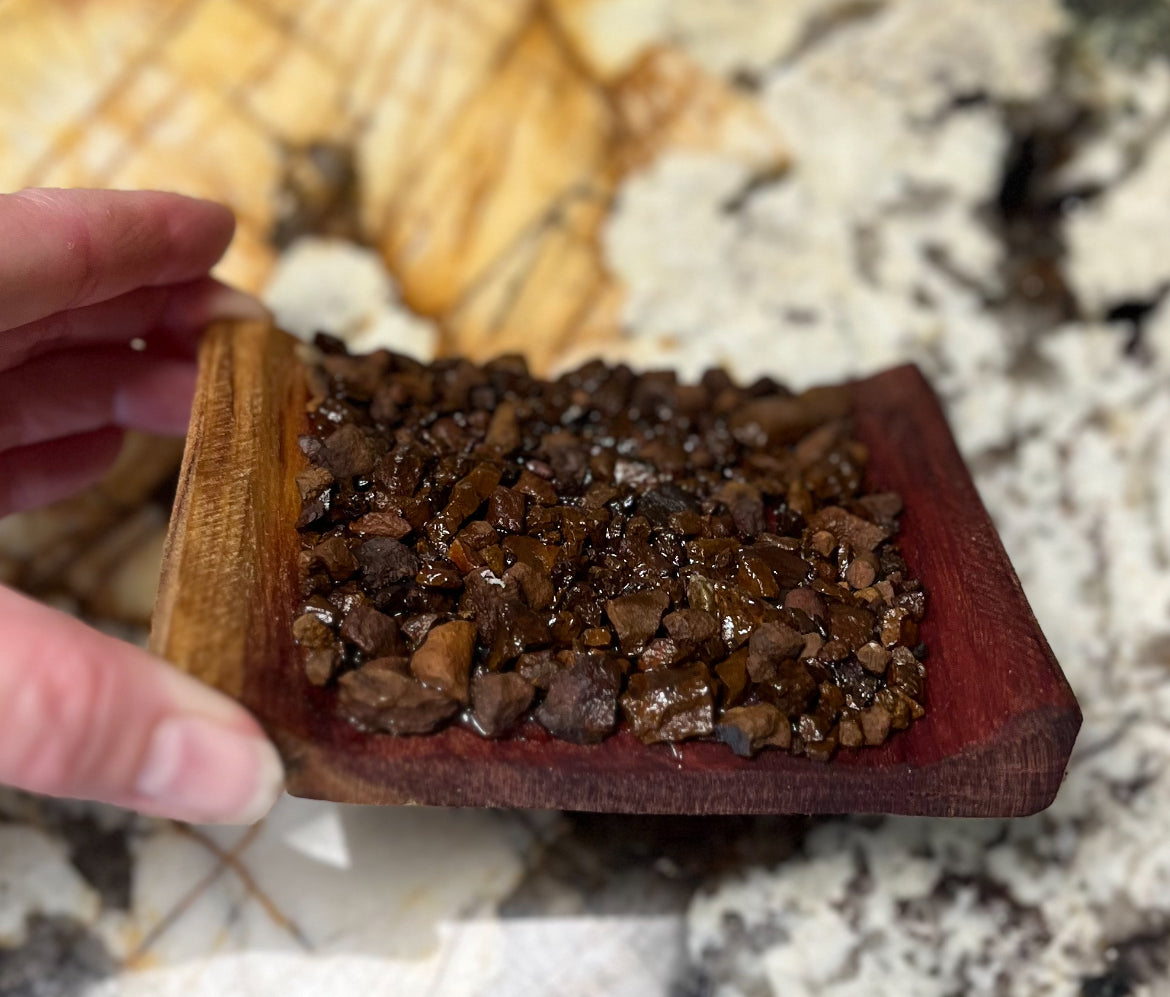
top-left (151, 321), bottom-right (1081, 817)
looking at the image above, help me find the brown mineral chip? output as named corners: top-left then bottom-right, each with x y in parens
top-left (621, 664), bottom-right (715, 744)
top-left (809, 530), bottom-right (836, 557)
top-left (798, 711), bottom-right (833, 745)
top-left (605, 589), bottom-right (670, 654)
top-left (514, 469), bottom-right (557, 506)
top-left (350, 511), bottom-right (413, 538)
top-left (737, 554), bottom-right (781, 599)
top-left (401, 613), bottom-right (440, 648)
top-left (875, 688), bottom-right (912, 730)
top-left (794, 420), bottom-right (847, 467)
top-left (856, 641), bottom-right (891, 675)
top-left (879, 606), bottom-right (916, 647)
top-left (807, 506), bottom-right (891, 553)
top-left (729, 385), bottom-right (850, 448)
top-left (584, 482), bottom-right (619, 511)
top-left (320, 423), bottom-right (380, 478)
top-left (583, 627), bottom-right (612, 647)
top-left (636, 484), bottom-right (697, 527)
top-left (860, 702), bottom-right (893, 745)
top-left (503, 535), bottom-right (558, 573)
top-left (458, 520), bottom-right (501, 551)
top-left (844, 552), bottom-right (879, 589)
top-left (357, 538), bottom-right (419, 590)
top-left (505, 561), bottom-right (555, 610)
top-left (816, 681), bottom-right (846, 720)
top-left (296, 465), bottom-right (334, 527)
top-left (668, 509), bottom-right (703, 535)
top-left (745, 543), bottom-right (810, 590)
top-left (828, 603), bottom-right (876, 652)
top-left (686, 538), bottom-right (740, 574)
top-left (303, 646), bottom-right (341, 686)
top-left (297, 465), bottom-right (334, 500)
top-left (410, 620), bottom-right (477, 704)
top-left (714, 648), bottom-right (751, 707)
top-left (374, 446), bottom-right (426, 495)
top-left (535, 653), bottom-right (623, 744)
top-left (804, 736), bottom-right (840, 763)
top-left (888, 646), bottom-right (925, 701)
top-left (515, 649), bottom-right (560, 689)
top-left (639, 637), bottom-right (682, 670)
top-left (321, 351), bottom-right (390, 402)
top-left (897, 589), bottom-right (927, 621)
top-left (340, 602), bottom-right (405, 657)
top-left (486, 486), bottom-right (526, 534)
top-left (293, 612), bottom-right (333, 648)
top-left (838, 713), bottom-right (864, 749)
top-left (757, 658), bottom-right (817, 716)
top-left (713, 481), bottom-right (765, 537)
top-left (471, 672), bottom-right (534, 736)
top-left (300, 596), bottom-right (337, 627)
top-left (745, 621), bottom-right (805, 682)
top-left (716, 702), bottom-right (791, 756)
top-left (662, 608), bottom-right (719, 646)
top-left (416, 565), bottom-right (463, 589)
top-left (686, 575), bottom-right (780, 650)
top-left (311, 537), bottom-right (358, 581)
top-left (484, 400), bottom-right (521, 452)
top-left (339, 661), bottom-right (458, 735)
top-left (817, 639), bottom-right (850, 662)
top-left (783, 587), bottom-right (828, 628)
top-left (483, 599), bottom-right (551, 670)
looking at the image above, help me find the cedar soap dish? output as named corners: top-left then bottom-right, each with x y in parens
top-left (151, 320), bottom-right (1081, 817)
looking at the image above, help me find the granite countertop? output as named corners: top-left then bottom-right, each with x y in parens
top-left (2, 2), bottom-right (1170, 995)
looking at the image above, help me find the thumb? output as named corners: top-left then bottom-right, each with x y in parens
top-left (0, 585), bottom-right (283, 823)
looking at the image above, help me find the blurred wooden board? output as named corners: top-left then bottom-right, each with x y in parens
top-left (0, 0), bottom-right (786, 371)
top-left (152, 321), bottom-right (1080, 816)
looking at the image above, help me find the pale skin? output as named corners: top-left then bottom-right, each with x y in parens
top-left (0, 188), bottom-right (283, 823)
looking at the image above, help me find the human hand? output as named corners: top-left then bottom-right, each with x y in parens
top-left (0, 188), bottom-right (283, 823)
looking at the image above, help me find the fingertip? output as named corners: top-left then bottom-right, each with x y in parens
top-left (200, 281), bottom-right (272, 324)
top-left (155, 191), bottom-right (237, 277)
top-left (134, 661), bottom-right (285, 824)
top-left (229, 737), bottom-right (285, 825)
top-left (0, 588), bottom-right (284, 823)
top-left (132, 715), bottom-right (284, 825)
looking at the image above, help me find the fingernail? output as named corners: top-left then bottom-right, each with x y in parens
top-left (204, 284), bottom-right (272, 323)
top-left (136, 716), bottom-right (284, 824)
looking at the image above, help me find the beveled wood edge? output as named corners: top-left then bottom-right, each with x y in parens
top-left (151, 319), bottom-right (241, 675)
top-left (275, 703), bottom-right (1079, 817)
top-left (150, 319), bottom-right (299, 698)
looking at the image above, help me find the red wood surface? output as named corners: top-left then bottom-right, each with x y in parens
top-left (155, 326), bottom-right (1081, 816)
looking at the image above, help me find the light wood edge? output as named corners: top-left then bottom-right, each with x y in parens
top-left (150, 319), bottom-right (299, 699)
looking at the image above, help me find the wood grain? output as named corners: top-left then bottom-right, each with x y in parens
top-left (152, 323), bottom-right (1081, 816)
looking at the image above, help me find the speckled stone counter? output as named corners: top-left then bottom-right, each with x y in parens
top-left (2, 2), bottom-right (1170, 995)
